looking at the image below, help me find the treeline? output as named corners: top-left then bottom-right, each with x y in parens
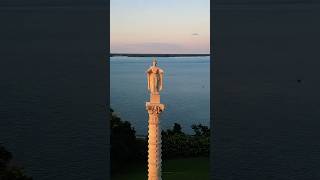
top-left (110, 53), bottom-right (210, 57)
top-left (110, 109), bottom-right (210, 175)
top-left (0, 145), bottom-right (32, 180)
top-left (162, 123), bottom-right (210, 159)
top-left (110, 108), bottom-right (147, 171)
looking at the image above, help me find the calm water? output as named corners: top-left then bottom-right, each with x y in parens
top-left (212, 4), bottom-right (320, 180)
top-left (111, 56), bottom-right (210, 135)
top-left (0, 7), bottom-right (108, 180)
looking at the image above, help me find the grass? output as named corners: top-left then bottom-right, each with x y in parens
top-left (112, 157), bottom-right (209, 180)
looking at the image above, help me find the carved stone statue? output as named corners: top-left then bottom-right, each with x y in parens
top-left (145, 57), bottom-right (165, 180)
top-left (146, 58), bottom-right (164, 94)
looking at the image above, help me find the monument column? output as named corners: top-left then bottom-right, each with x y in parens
top-left (146, 58), bottom-right (165, 180)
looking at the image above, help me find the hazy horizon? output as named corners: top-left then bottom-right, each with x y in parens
top-left (110, 0), bottom-right (210, 54)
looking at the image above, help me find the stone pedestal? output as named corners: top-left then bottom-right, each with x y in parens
top-left (146, 100), bottom-right (164, 180)
top-left (150, 94), bottom-right (160, 104)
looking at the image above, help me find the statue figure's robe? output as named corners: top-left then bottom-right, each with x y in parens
top-left (147, 67), bottom-right (164, 94)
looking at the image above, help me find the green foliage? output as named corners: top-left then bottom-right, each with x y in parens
top-left (191, 124), bottom-right (210, 137)
top-left (110, 109), bottom-right (147, 175)
top-left (162, 123), bottom-right (210, 159)
top-left (0, 145), bottom-right (32, 180)
top-left (110, 108), bottom-right (210, 174)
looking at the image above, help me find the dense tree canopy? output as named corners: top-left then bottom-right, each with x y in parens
top-left (110, 108), bottom-right (210, 174)
top-left (110, 109), bottom-right (147, 175)
top-left (162, 123), bottom-right (210, 159)
top-left (0, 145), bottom-right (32, 180)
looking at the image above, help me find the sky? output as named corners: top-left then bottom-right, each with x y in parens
top-left (110, 0), bottom-right (210, 54)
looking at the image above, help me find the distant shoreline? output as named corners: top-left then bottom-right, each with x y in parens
top-left (110, 53), bottom-right (210, 57)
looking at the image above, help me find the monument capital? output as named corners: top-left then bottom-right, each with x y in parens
top-left (146, 102), bottom-right (165, 115)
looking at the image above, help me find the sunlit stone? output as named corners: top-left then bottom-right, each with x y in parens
top-left (146, 58), bottom-right (165, 180)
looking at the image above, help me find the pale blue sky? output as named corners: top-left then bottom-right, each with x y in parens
top-left (111, 0), bottom-right (210, 54)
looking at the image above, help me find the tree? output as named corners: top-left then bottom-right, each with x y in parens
top-left (162, 123), bottom-right (210, 159)
top-left (191, 124), bottom-right (210, 137)
top-left (0, 145), bottom-right (32, 180)
top-left (110, 108), bottom-right (147, 175)
top-left (172, 123), bottom-right (183, 134)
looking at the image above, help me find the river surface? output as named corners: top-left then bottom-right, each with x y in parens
top-left (0, 6), bottom-right (108, 180)
top-left (212, 4), bottom-right (320, 180)
top-left (111, 56), bottom-right (210, 135)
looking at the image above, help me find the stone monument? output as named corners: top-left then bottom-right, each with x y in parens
top-left (146, 58), bottom-right (165, 180)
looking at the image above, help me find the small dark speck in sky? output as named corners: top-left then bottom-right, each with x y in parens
top-left (192, 33), bottom-right (199, 36)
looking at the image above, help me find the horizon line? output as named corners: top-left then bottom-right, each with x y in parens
top-left (110, 53), bottom-right (210, 57)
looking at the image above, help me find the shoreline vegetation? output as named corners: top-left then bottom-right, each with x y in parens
top-left (111, 108), bottom-right (210, 178)
top-left (0, 145), bottom-right (32, 180)
top-left (110, 53), bottom-right (210, 57)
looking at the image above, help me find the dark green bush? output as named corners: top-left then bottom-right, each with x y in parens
top-left (110, 108), bottom-right (210, 174)
top-left (162, 123), bottom-right (210, 159)
top-left (110, 109), bottom-right (147, 175)
top-left (0, 145), bottom-right (32, 180)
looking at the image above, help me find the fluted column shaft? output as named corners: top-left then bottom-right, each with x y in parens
top-left (146, 102), bottom-right (164, 180)
top-left (147, 112), bottom-right (162, 180)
